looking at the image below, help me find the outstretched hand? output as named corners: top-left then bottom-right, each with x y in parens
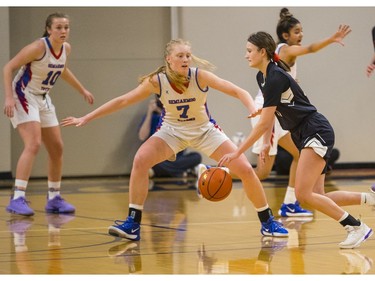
top-left (61, 116), bottom-right (87, 127)
top-left (333, 24), bottom-right (352, 46)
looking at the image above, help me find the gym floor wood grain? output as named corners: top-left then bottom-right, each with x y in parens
top-left (1, 169), bottom-right (374, 275)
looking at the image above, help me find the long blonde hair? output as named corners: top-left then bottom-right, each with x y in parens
top-left (139, 39), bottom-right (215, 92)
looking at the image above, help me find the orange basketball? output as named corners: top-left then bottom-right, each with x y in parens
top-left (198, 167), bottom-right (232, 202)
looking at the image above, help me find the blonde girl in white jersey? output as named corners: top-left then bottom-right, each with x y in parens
top-left (3, 12), bottom-right (94, 216)
top-left (251, 8), bottom-right (352, 218)
top-left (62, 38), bottom-right (289, 240)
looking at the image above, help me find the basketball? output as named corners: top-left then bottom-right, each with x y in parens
top-left (198, 167), bottom-right (232, 202)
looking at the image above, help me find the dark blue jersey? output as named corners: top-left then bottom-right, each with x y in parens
top-left (256, 62), bottom-right (317, 131)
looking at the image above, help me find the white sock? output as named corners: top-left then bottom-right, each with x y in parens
top-left (14, 179), bottom-right (27, 199)
top-left (255, 204), bottom-right (269, 212)
top-left (129, 203), bottom-right (144, 210)
top-left (361, 193), bottom-right (375, 205)
top-left (14, 189), bottom-right (26, 199)
top-left (283, 186), bottom-right (297, 204)
top-left (338, 211), bottom-right (349, 222)
top-left (48, 181), bottom-right (61, 200)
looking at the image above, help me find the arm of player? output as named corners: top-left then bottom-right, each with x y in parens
top-left (61, 79), bottom-right (156, 127)
top-left (3, 39), bottom-right (44, 117)
top-left (61, 68), bottom-right (95, 105)
top-left (138, 99), bottom-right (157, 141)
top-left (198, 69), bottom-right (259, 117)
top-left (218, 106), bottom-right (276, 166)
top-left (366, 26), bottom-right (375, 77)
top-left (280, 24), bottom-right (351, 60)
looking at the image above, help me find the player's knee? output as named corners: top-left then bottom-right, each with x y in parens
top-left (133, 151), bottom-right (152, 170)
top-left (294, 189), bottom-right (310, 205)
top-left (25, 140), bottom-right (42, 155)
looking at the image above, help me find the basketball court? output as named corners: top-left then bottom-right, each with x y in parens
top-left (0, 169), bottom-right (374, 275)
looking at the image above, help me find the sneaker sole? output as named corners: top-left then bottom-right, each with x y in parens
top-left (6, 207), bottom-right (34, 216)
top-left (339, 228), bottom-right (373, 249)
top-left (278, 210), bottom-right (314, 217)
top-left (108, 226), bottom-right (140, 241)
top-left (261, 230), bottom-right (289, 237)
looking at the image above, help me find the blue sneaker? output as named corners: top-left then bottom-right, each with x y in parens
top-left (278, 201), bottom-right (313, 217)
top-left (6, 196), bottom-right (34, 216)
top-left (108, 216), bottom-right (140, 241)
top-left (45, 195), bottom-right (75, 213)
top-left (261, 216), bottom-right (289, 237)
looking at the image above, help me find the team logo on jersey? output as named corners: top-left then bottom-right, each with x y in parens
top-left (280, 88), bottom-right (294, 104)
top-left (275, 110), bottom-right (283, 117)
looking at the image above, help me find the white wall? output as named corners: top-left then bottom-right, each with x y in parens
top-left (179, 7), bottom-right (375, 166)
top-left (8, 7), bottom-right (170, 177)
top-left (4, 6), bottom-right (375, 178)
top-left (0, 7), bottom-right (12, 178)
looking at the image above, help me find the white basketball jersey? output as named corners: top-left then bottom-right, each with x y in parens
top-left (13, 37), bottom-right (67, 97)
top-left (157, 67), bottom-right (215, 130)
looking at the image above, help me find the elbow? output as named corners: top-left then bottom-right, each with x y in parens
top-left (307, 46), bottom-right (317, 53)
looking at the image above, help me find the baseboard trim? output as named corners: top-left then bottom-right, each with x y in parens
top-left (334, 162), bottom-right (375, 169)
top-left (0, 172), bottom-right (12, 180)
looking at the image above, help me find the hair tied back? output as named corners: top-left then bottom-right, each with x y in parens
top-left (273, 53), bottom-right (280, 63)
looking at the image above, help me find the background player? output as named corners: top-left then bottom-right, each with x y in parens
top-left (3, 12), bottom-right (94, 216)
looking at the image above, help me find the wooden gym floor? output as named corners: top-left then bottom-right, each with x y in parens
top-left (0, 169), bottom-right (374, 276)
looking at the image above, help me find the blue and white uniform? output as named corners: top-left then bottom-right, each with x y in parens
top-left (10, 37), bottom-right (66, 128)
top-left (153, 67), bottom-right (229, 160)
top-left (251, 43), bottom-right (295, 155)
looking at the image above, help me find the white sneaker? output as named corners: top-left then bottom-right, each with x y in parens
top-left (339, 222), bottom-right (373, 249)
top-left (194, 164), bottom-right (208, 199)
